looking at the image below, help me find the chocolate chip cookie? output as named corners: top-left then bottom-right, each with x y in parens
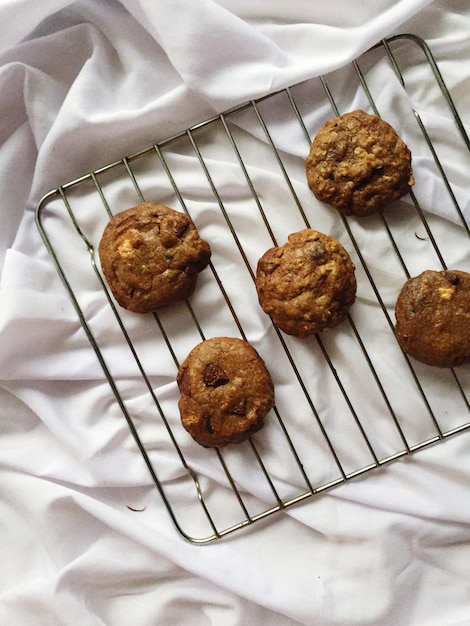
top-left (177, 337), bottom-right (275, 447)
top-left (255, 229), bottom-right (356, 337)
top-left (395, 269), bottom-right (470, 367)
top-left (98, 202), bottom-right (211, 313)
top-left (305, 110), bottom-right (414, 217)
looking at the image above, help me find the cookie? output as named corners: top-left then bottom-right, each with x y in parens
top-left (177, 337), bottom-right (275, 447)
top-left (255, 229), bottom-right (356, 337)
top-left (98, 202), bottom-right (211, 313)
top-left (395, 269), bottom-right (470, 367)
top-left (305, 110), bottom-right (414, 217)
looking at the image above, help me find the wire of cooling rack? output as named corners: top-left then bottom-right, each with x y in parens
top-left (36, 35), bottom-right (470, 544)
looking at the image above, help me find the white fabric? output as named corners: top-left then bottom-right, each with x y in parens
top-left (1, 1), bottom-right (470, 625)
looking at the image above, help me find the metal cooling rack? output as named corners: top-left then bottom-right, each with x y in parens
top-left (36, 35), bottom-right (470, 544)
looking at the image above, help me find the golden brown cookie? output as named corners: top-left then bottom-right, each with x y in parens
top-left (305, 110), bottom-right (414, 217)
top-left (255, 229), bottom-right (356, 337)
top-left (395, 269), bottom-right (470, 367)
top-left (98, 202), bottom-right (211, 313)
top-left (177, 337), bottom-right (275, 447)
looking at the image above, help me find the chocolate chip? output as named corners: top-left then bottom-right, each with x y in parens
top-left (204, 414), bottom-right (214, 433)
top-left (230, 397), bottom-right (246, 416)
top-left (177, 367), bottom-right (192, 396)
top-left (443, 271), bottom-right (460, 285)
top-left (203, 363), bottom-right (229, 387)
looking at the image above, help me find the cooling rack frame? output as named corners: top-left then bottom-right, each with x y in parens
top-left (36, 34), bottom-right (470, 544)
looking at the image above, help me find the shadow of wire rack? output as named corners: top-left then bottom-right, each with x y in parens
top-left (36, 34), bottom-right (470, 544)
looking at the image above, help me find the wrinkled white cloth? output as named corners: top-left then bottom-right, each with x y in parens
top-left (1, 1), bottom-right (470, 625)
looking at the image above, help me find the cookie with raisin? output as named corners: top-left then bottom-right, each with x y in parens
top-left (395, 269), bottom-right (470, 367)
top-left (177, 337), bottom-right (275, 447)
top-left (98, 202), bottom-right (211, 313)
top-left (305, 110), bottom-right (414, 217)
top-left (255, 229), bottom-right (356, 337)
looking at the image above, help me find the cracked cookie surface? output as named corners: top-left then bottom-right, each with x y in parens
top-left (177, 337), bottom-right (275, 447)
top-left (395, 269), bottom-right (470, 367)
top-left (255, 229), bottom-right (356, 337)
top-left (305, 110), bottom-right (413, 217)
top-left (98, 202), bottom-right (211, 313)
